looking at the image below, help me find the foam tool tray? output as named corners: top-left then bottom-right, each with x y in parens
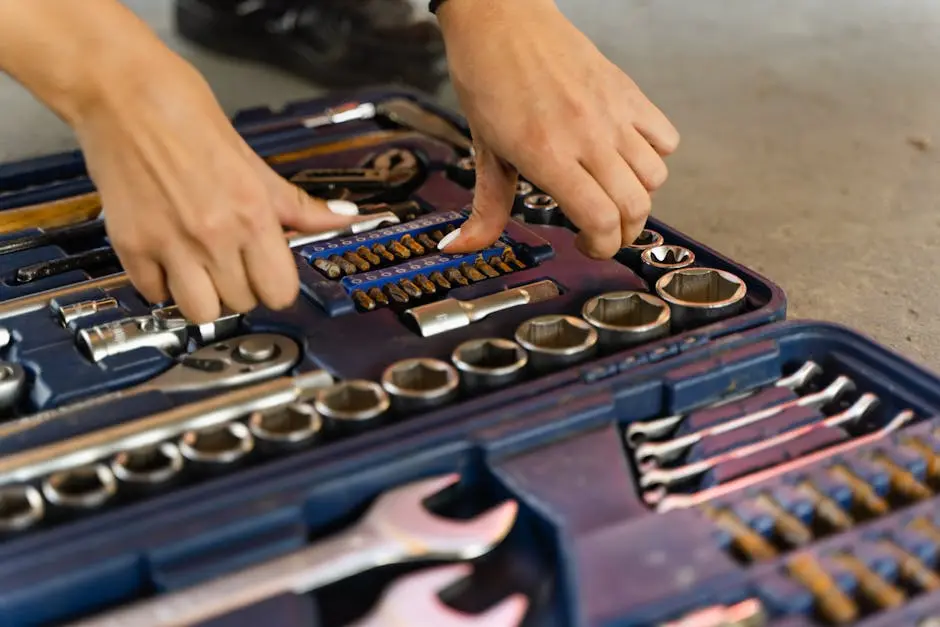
top-left (0, 87), bottom-right (939, 627)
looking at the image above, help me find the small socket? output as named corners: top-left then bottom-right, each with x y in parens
top-left (314, 380), bottom-right (390, 429)
top-left (639, 245), bottom-right (695, 283)
top-left (0, 485), bottom-right (44, 533)
top-left (522, 193), bottom-right (560, 225)
top-left (42, 463), bottom-right (117, 509)
top-left (514, 315), bottom-right (598, 372)
top-left (112, 442), bottom-right (184, 485)
top-left (249, 402), bottom-right (323, 447)
top-left (179, 422), bottom-right (255, 465)
top-left (581, 291), bottom-right (671, 349)
top-left (452, 338), bottom-right (528, 392)
top-left (655, 267), bottom-right (748, 331)
top-left (515, 180), bottom-right (534, 197)
top-left (618, 229), bottom-right (666, 266)
top-left (381, 358), bottom-right (460, 414)
top-left (0, 362), bottom-right (25, 414)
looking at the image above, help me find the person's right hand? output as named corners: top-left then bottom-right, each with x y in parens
top-left (72, 51), bottom-right (359, 324)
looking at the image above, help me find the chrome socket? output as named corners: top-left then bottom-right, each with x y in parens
top-left (522, 193), bottom-right (561, 225)
top-left (42, 463), bottom-right (117, 510)
top-left (656, 267), bottom-right (748, 331)
top-left (381, 358), bottom-right (461, 414)
top-left (248, 402), bottom-right (323, 451)
top-left (640, 245), bottom-right (695, 283)
top-left (515, 180), bottom-right (534, 198)
top-left (451, 338), bottom-right (528, 393)
top-left (581, 291), bottom-right (671, 350)
top-left (618, 229), bottom-right (665, 266)
top-left (314, 380), bottom-right (390, 431)
top-left (179, 422), bottom-right (255, 468)
top-left (112, 442), bottom-right (184, 486)
top-left (515, 315), bottom-right (599, 372)
top-left (0, 362), bottom-right (26, 414)
top-left (0, 485), bottom-right (44, 533)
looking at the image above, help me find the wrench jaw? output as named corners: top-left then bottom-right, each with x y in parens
top-left (367, 474), bottom-right (520, 561)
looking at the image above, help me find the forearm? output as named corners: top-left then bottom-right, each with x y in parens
top-left (0, 0), bottom-right (170, 126)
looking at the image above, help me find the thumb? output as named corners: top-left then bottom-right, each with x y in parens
top-left (275, 181), bottom-right (363, 234)
top-left (438, 142), bottom-right (517, 253)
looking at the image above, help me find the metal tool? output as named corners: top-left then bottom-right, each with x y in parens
top-left (640, 394), bottom-right (878, 493)
top-left (381, 358), bottom-right (461, 413)
top-left (66, 474), bottom-right (517, 627)
top-left (0, 334), bottom-right (304, 441)
top-left (239, 101), bottom-right (379, 136)
top-left (0, 219), bottom-right (107, 257)
top-left (57, 297), bottom-right (120, 325)
top-left (15, 247), bottom-right (119, 284)
top-left (640, 245), bottom-right (695, 283)
top-left (618, 229), bottom-right (665, 265)
top-left (625, 361), bottom-right (823, 445)
top-left (290, 149), bottom-right (421, 202)
top-left (405, 279), bottom-right (560, 338)
top-left (452, 338), bottom-right (528, 393)
top-left (0, 485), bottom-right (44, 533)
top-left (515, 315), bottom-right (598, 372)
top-left (0, 361), bottom-right (27, 414)
top-left (659, 598), bottom-right (767, 627)
top-left (700, 505), bottom-right (778, 563)
top-left (248, 402), bottom-right (323, 450)
top-left (350, 563), bottom-right (529, 627)
top-left (580, 291), bottom-right (671, 350)
top-left (179, 422), bottom-right (255, 467)
top-left (286, 211), bottom-right (401, 248)
top-left (42, 463), bottom-right (117, 510)
top-left (314, 380), bottom-right (390, 430)
top-left (111, 442), bottom-right (185, 487)
top-left (376, 98), bottom-right (474, 153)
top-left (522, 193), bottom-right (561, 225)
top-left (656, 267), bottom-right (748, 331)
top-left (634, 375), bottom-right (853, 466)
top-left (787, 553), bottom-right (859, 625)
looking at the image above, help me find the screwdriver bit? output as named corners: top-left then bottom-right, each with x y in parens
top-left (385, 284), bottom-right (410, 304)
top-left (400, 234), bottom-right (424, 255)
top-left (357, 246), bottom-right (382, 266)
top-left (491, 257), bottom-right (514, 274)
top-left (754, 493), bottom-right (814, 547)
top-left (796, 481), bottom-right (855, 532)
top-left (501, 248), bottom-right (527, 270)
top-left (870, 453), bottom-right (933, 502)
top-left (416, 233), bottom-right (437, 250)
top-left (474, 257), bottom-right (501, 278)
top-left (429, 271), bottom-right (451, 290)
top-left (352, 290), bottom-right (376, 311)
top-left (344, 252), bottom-right (371, 272)
top-left (900, 435), bottom-right (940, 485)
top-left (399, 278), bottom-right (423, 299)
top-left (830, 552), bottom-right (906, 610)
top-left (445, 268), bottom-right (470, 287)
top-left (388, 241), bottom-right (411, 259)
top-left (313, 258), bottom-right (342, 279)
top-left (368, 287), bottom-right (390, 307)
top-left (701, 505), bottom-right (778, 563)
top-left (372, 243), bottom-right (396, 262)
top-left (878, 539), bottom-right (940, 592)
top-left (329, 254), bottom-right (358, 275)
top-left (787, 553), bottom-right (858, 625)
top-left (444, 224), bottom-right (457, 235)
top-left (460, 263), bottom-right (487, 282)
top-left (414, 274), bottom-right (437, 295)
top-left (430, 230), bottom-right (445, 242)
top-left (829, 465), bottom-right (890, 517)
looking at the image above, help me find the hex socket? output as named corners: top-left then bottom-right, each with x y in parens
top-left (640, 245), bottom-right (695, 283)
top-left (655, 267), bottom-right (748, 331)
top-left (581, 291), bottom-right (672, 350)
top-left (42, 463), bottom-right (117, 510)
top-left (0, 362), bottom-right (26, 414)
top-left (248, 402), bottom-right (323, 450)
top-left (179, 422), bottom-right (255, 467)
top-left (381, 358), bottom-right (460, 414)
top-left (451, 338), bottom-right (528, 393)
top-left (0, 485), bottom-right (44, 533)
top-left (618, 229), bottom-right (665, 266)
top-left (314, 380), bottom-right (390, 431)
top-left (514, 315), bottom-right (599, 372)
top-left (522, 193), bottom-right (561, 226)
top-left (112, 442), bottom-right (184, 486)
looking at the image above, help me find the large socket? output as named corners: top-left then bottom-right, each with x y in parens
top-left (515, 315), bottom-right (599, 372)
top-left (656, 267), bottom-right (748, 331)
top-left (381, 358), bottom-right (460, 414)
top-left (581, 291), bottom-right (671, 351)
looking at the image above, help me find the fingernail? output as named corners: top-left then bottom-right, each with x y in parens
top-left (437, 227), bottom-right (462, 250)
top-left (326, 200), bottom-right (360, 216)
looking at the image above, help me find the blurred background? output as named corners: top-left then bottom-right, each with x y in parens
top-left (1, 0), bottom-right (937, 368)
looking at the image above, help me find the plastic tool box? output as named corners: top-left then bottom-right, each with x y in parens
top-left (1, 87), bottom-right (940, 627)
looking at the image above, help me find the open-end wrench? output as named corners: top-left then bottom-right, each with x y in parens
top-left (289, 148), bottom-right (421, 202)
top-left (66, 474), bottom-right (518, 627)
top-left (625, 361), bottom-right (822, 446)
top-left (634, 375), bottom-right (854, 466)
top-left (350, 563), bottom-right (529, 627)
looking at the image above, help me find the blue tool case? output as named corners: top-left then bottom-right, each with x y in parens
top-left (1, 87), bottom-right (939, 627)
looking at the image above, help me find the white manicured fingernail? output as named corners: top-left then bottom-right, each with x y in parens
top-left (437, 228), bottom-right (462, 250)
top-left (326, 200), bottom-right (359, 216)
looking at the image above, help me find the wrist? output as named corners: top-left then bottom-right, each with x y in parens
top-left (436, 0), bottom-right (558, 35)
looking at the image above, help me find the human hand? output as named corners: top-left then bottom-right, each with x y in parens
top-left (434, 0), bottom-right (680, 258)
top-left (72, 52), bottom-right (359, 323)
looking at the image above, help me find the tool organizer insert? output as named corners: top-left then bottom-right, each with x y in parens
top-left (1, 88), bottom-right (940, 627)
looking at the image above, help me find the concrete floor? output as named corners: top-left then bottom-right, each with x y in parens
top-left (2, 1), bottom-right (939, 370)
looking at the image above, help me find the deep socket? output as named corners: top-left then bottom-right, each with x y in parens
top-left (0, 485), bottom-right (44, 533)
top-left (248, 402), bottom-right (323, 450)
top-left (618, 229), bottom-right (665, 266)
top-left (522, 193), bottom-right (561, 225)
top-left (451, 338), bottom-right (528, 392)
top-left (655, 267), bottom-right (748, 331)
top-left (580, 291), bottom-right (671, 350)
top-left (179, 422), bottom-right (255, 467)
top-left (314, 380), bottom-right (390, 431)
top-left (111, 442), bottom-right (184, 486)
top-left (640, 244), bottom-right (695, 283)
top-left (514, 315), bottom-right (599, 372)
top-left (42, 463), bottom-right (117, 509)
top-left (381, 358), bottom-right (460, 414)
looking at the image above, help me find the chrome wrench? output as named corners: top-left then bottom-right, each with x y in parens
top-left (66, 474), bottom-right (519, 627)
top-left (350, 563), bottom-right (529, 627)
top-left (0, 334), bottom-right (301, 439)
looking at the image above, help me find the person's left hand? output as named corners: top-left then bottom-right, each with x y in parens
top-left (434, 0), bottom-right (680, 259)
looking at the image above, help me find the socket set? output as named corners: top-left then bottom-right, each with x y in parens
top-left (3, 87), bottom-right (940, 627)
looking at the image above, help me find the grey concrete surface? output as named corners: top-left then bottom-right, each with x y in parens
top-left (2, 1), bottom-right (939, 370)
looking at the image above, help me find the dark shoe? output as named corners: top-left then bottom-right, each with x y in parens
top-left (174, 0), bottom-right (449, 93)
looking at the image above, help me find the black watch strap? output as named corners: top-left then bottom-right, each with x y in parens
top-left (429, 0), bottom-right (448, 14)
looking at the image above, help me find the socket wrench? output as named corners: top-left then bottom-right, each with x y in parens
top-left (248, 402), bottom-right (323, 450)
top-left (405, 280), bottom-right (561, 338)
top-left (452, 338), bottom-right (528, 393)
top-left (66, 474), bottom-right (518, 627)
top-left (0, 333), bottom-right (303, 440)
top-left (618, 229), bottom-right (665, 265)
top-left (42, 463), bottom-right (118, 510)
top-left (0, 485), bottom-right (44, 533)
top-left (111, 443), bottom-right (184, 486)
top-left (580, 291), bottom-right (671, 350)
top-left (314, 380), bottom-right (390, 430)
top-left (382, 358), bottom-right (460, 413)
top-left (640, 245), bottom-right (695, 283)
top-left (522, 194), bottom-right (561, 225)
top-left (656, 267), bottom-right (748, 331)
top-left (514, 315), bottom-right (598, 372)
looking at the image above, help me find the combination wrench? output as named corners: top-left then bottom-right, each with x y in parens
top-left (66, 473), bottom-right (519, 627)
